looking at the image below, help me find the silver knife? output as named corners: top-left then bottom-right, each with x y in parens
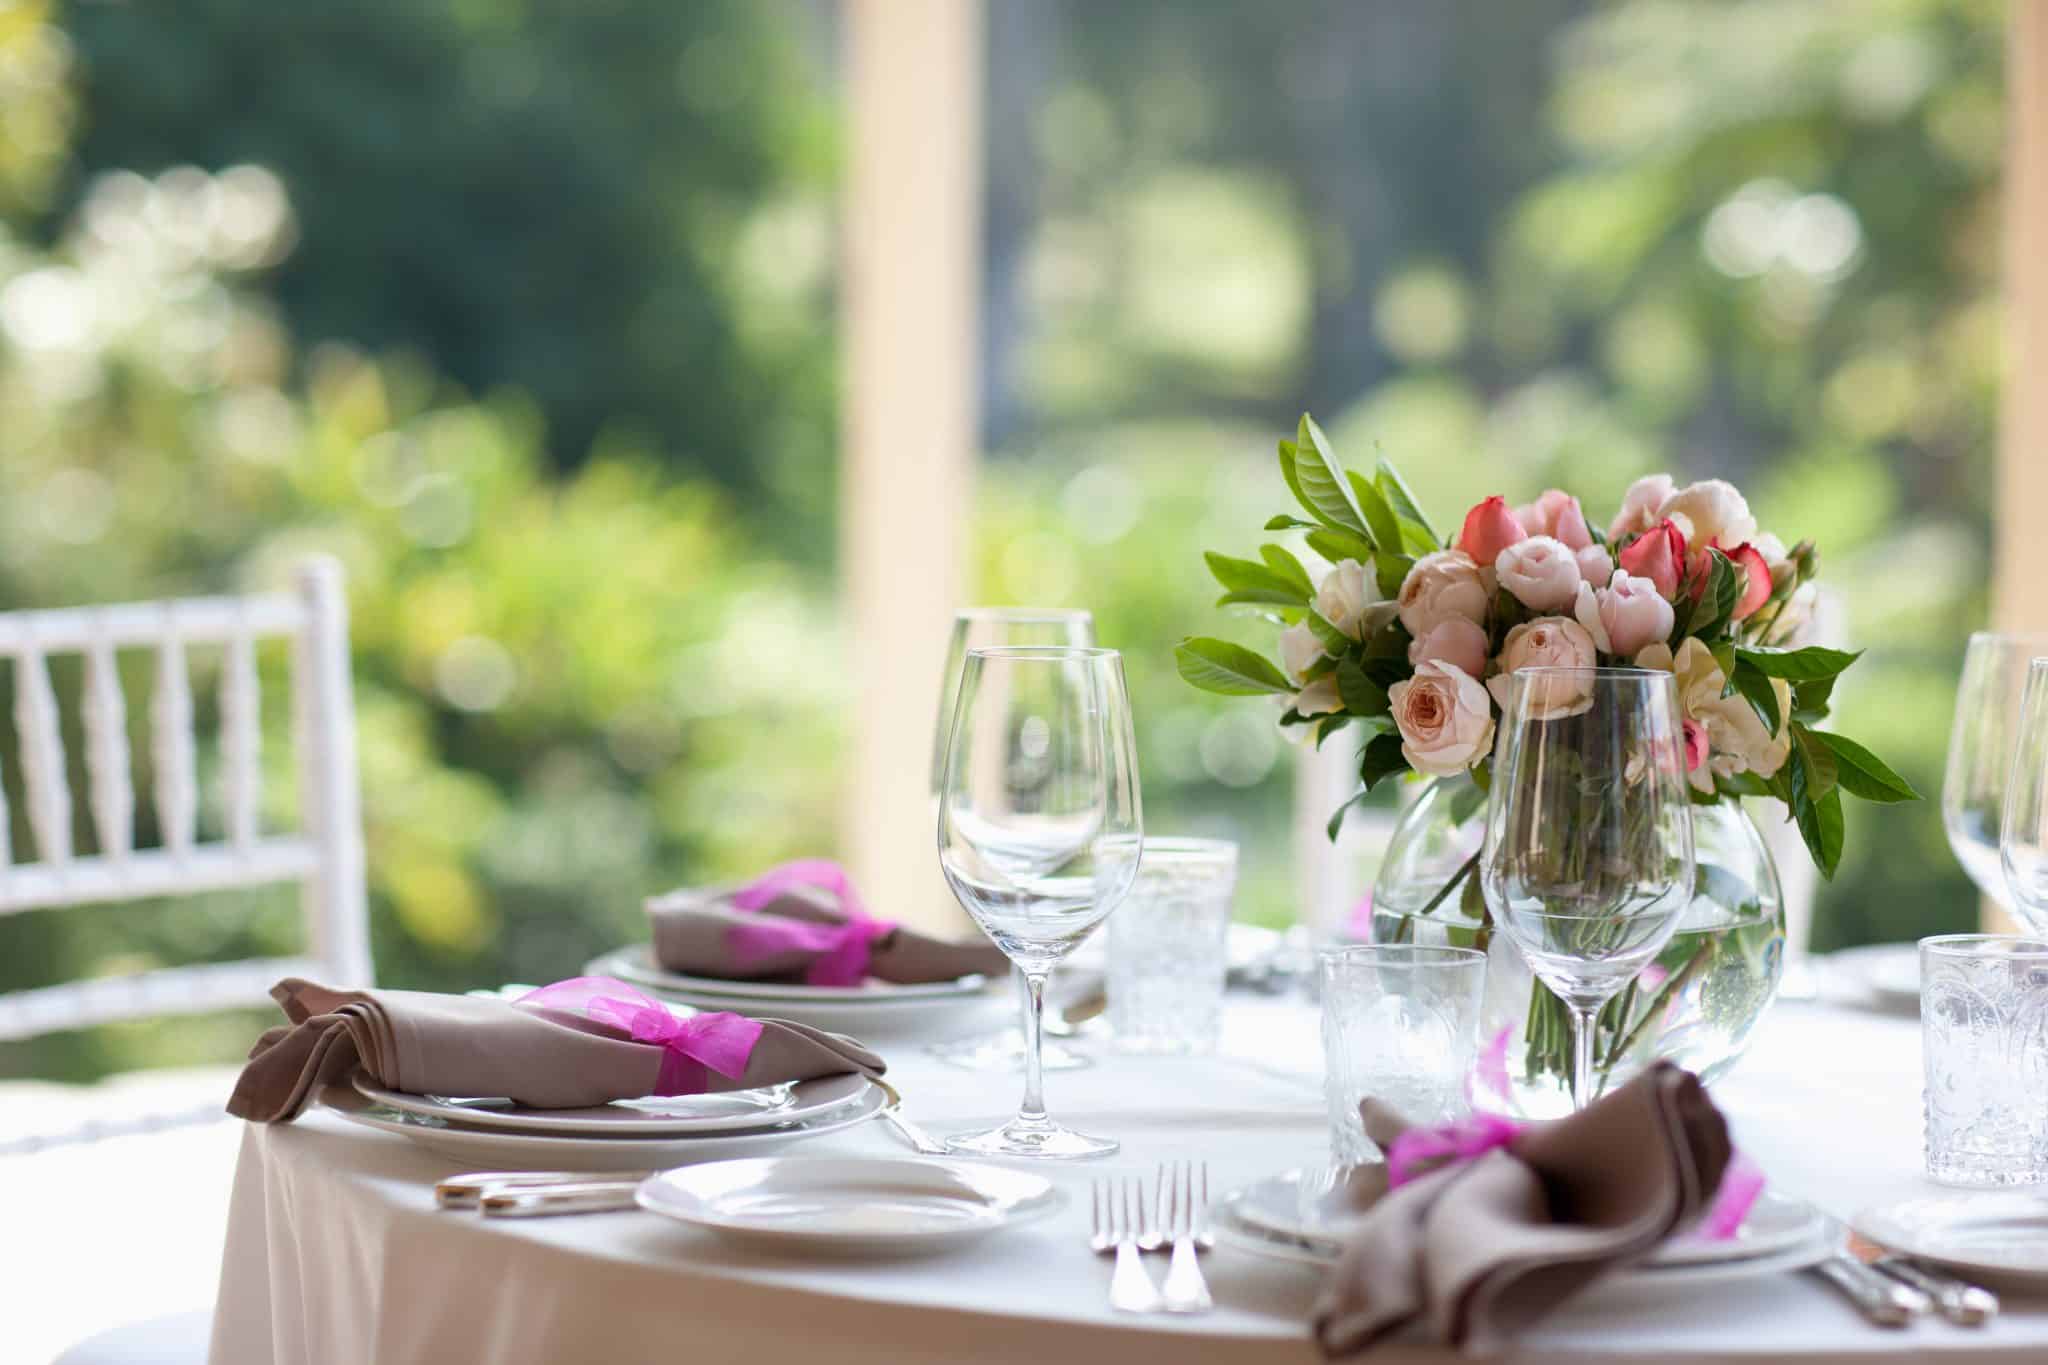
top-left (479, 1180), bottom-right (642, 1217)
top-left (1808, 1254), bottom-right (1928, 1327)
top-left (1871, 1256), bottom-right (1999, 1326)
top-left (435, 1170), bottom-right (651, 1208)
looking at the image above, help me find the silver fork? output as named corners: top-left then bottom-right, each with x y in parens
top-left (1159, 1161), bottom-right (1214, 1314)
top-left (1091, 1177), bottom-right (1163, 1314)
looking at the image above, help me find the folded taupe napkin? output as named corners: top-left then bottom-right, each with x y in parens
top-left (226, 978), bottom-right (885, 1123)
top-left (1312, 1063), bottom-right (1733, 1357)
top-left (648, 860), bottom-right (1008, 986)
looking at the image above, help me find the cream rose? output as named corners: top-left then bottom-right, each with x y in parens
top-left (1314, 558), bottom-right (1378, 641)
top-left (1609, 473), bottom-right (1676, 542)
top-left (1635, 638), bottom-right (1790, 793)
top-left (1495, 536), bottom-right (1583, 613)
top-left (1486, 616), bottom-right (1598, 716)
top-left (1278, 621), bottom-right (1324, 686)
top-left (1657, 478), bottom-right (1757, 552)
top-left (1389, 660), bottom-right (1495, 778)
top-left (1407, 616), bottom-right (1490, 681)
top-left (1293, 675), bottom-right (1342, 717)
top-left (1396, 550), bottom-right (1489, 639)
top-left (1573, 571), bottom-right (1676, 658)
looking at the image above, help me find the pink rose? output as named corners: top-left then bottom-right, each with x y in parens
top-left (1727, 543), bottom-right (1773, 621)
top-left (1389, 661), bottom-right (1495, 778)
top-left (1514, 489), bottom-right (1593, 552)
top-left (1609, 473), bottom-right (1676, 542)
top-left (1573, 571), bottom-right (1676, 658)
top-left (1618, 518), bottom-right (1686, 598)
top-left (1575, 542), bottom-right (1614, 587)
top-left (1486, 616), bottom-right (1598, 718)
top-left (1396, 550), bottom-right (1490, 639)
top-left (1494, 536), bottom-right (1582, 613)
top-left (1407, 616), bottom-right (1490, 681)
top-left (1457, 495), bottom-right (1526, 567)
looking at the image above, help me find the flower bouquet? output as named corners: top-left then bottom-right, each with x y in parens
top-left (1178, 415), bottom-right (1919, 1103)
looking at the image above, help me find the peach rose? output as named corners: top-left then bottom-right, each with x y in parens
top-left (1396, 550), bottom-right (1490, 639)
top-left (1573, 570), bottom-right (1676, 658)
top-left (1389, 660), bottom-right (1495, 778)
top-left (1487, 616), bottom-right (1598, 717)
top-left (1494, 536), bottom-right (1582, 613)
top-left (1610, 474), bottom-right (1676, 542)
top-left (1575, 542), bottom-right (1615, 588)
top-left (1407, 616), bottom-right (1490, 681)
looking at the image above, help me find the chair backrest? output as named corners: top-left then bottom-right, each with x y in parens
top-left (0, 556), bottom-right (370, 1042)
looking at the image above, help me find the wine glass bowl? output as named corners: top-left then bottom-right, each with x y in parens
top-left (937, 645), bottom-right (1142, 1158)
top-left (1481, 667), bottom-right (1696, 1110)
top-left (1945, 631), bottom-right (2048, 920)
top-left (1998, 657), bottom-right (2048, 931)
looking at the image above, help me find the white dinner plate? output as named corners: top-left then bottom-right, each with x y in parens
top-left (350, 1070), bottom-right (869, 1138)
top-left (1212, 1201), bottom-right (1830, 1287)
top-left (1824, 943), bottom-right (1920, 1012)
top-left (1853, 1192), bottom-right (2048, 1281)
top-left (590, 945), bottom-right (989, 1002)
top-left (1222, 1168), bottom-right (1824, 1269)
top-left (320, 1079), bottom-right (886, 1172)
top-left (636, 1156), bottom-right (1061, 1253)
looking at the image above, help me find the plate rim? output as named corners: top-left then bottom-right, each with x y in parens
top-left (349, 1069), bottom-right (870, 1137)
top-left (588, 946), bottom-right (992, 1003)
top-left (634, 1154), bottom-right (1062, 1246)
top-left (1852, 1192), bottom-right (2048, 1280)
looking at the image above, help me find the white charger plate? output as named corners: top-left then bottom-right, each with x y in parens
top-left (1212, 1201), bottom-right (1830, 1287)
top-left (1854, 1192), bottom-right (2048, 1281)
top-left (320, 1079), bottom-right (885, 1172)
top-left (589, 945), bottom-right (989, 1002)
top-left (351, 1070), bottom-right (870, 1138)
top-left (1222, 1168), bottom-right (1824, 1270)
top-left (637, 1156), bottom-right (1061, 1253)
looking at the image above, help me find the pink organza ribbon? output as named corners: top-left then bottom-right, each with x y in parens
top-left (1385, 1110), bottom-right (1764, 1242)
top-left (518, 977), bottom-right (763, 1096)
top-left (726, 859), bottom-right (894, 987)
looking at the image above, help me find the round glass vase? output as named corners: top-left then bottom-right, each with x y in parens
top-left (1366, 773), bottom-right (1785, 1119)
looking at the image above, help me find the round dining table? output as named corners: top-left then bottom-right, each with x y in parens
top-left (205, 989), bottom-right (2048, 1364)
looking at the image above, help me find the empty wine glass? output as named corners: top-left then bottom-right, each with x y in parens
top-left (1946, 632), bottom-right (2048, 919)
top-left (929, 608), bottom-right (1096, 1072)
top-left (1481, 667), bottom-right (1696, 1111)
top-left (937, 646), bottom-right (1142, 1158)
top-left (1999, 657), bottom-right (2048, 931)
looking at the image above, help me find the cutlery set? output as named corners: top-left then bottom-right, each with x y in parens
top-left (1091, 1161), bottom-right (1215, 1315)
top-left (1807, 1236), bottom-right (1999, 1329)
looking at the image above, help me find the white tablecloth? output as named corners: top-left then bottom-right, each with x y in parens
top-left (207, 998), bottom-right (2048, 1364)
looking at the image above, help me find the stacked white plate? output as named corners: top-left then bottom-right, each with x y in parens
top-left (322, 1069), bottom-right (886, 1172)
top-left (1214, 1167), bottom-right (1831, 1287)
top-left (582, 945), bottom-right (1007, 1037)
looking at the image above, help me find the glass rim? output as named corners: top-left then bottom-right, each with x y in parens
top-left (1920, 933), bottom-right (2048, 959)
top-left (954, 606), bottom-right (1094, 623)
top-left (964, 645), bottom-right (1120, 661)
top-left (1967, 629), bottom-right (2048, 646)
top-left (1506, 665), bottom-right (1671, 679)
top-left (1315, 943), bottom-right (1486, 967)
top-left (1137, 836), bottom-right (1238, 861)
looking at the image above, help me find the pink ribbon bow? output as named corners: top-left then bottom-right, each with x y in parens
top-left (1385, 1109), bottom-right (1764, 1242)
top-left (726, 859), bottom-right (894, 988)
top-left (518, 977), bottom-right (764, 1096)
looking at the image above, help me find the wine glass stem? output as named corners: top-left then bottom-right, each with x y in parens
top-left (1019, 969), bottom-right (1050, 1123)
top-left (1567, 1000), bottom-right (1599, 1111)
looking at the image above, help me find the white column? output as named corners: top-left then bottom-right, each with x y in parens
top-left (841, 0), bottom-right (982, 931)
top-left (1991, 1), bottom-right (2048, 928)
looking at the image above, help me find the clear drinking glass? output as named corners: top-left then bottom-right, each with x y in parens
top-left (1481, 667), bottom-right (1696, 1111)
top-left (929, 608), bottom-right (1096, 1072)
top-left (937, 646), bottom-right (1143, 1158)
top-left (1944, 632), bottom-right (2048, 925)
top-left (1106, 837), bottom-right (1238, 1055)
top-left (1919, 934), bottom-right (2048, 1185)
top-left (1318, 944), bottom-right (1486, 1165)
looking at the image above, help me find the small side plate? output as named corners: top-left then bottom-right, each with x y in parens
top-left (1854, 1193), bottom-right (2048, 1282)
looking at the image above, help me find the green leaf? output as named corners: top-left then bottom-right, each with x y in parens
top-left (1682, 550), bottom-right (1741, 640)
top-left (1736, 645), bottom-right (1862, 682)
top-left (1493, 587), bottom-right (1528, 633)
top-left (1326, 790), bottom-right (1370, 842)
top-left (1790, 724), bottom-right (1838, 806)
top-left (1265, 515), bottom-right (1318, 532)
top-left (1278, 439), bottom-right (1315, 527)
top-left (1174, 637), bottom-right (1293, 695)
top-left (1715, 771), bottom-right (1774, 799)
top-left (1214, 589), bottom-right (1304, 608)
top-left (1305, 610), bottom-right (1352, 653)
top-left (1336, 658), bottom-right (1390, 716)
top-left (1710, 642), bottom-right (1737, 693)
top-left (1357, 731), bottom-right (1409, 791)
top-left (1304, 526), bottom-right (1377, 566)
top-left (1374, 458), bottom-right (1441, 551)
top-left (1446, 778), bottom-right (1487, 828)
top-left (1314, 713), bottom-right (1356, 749)
top-left (1794, 786), bottom-right (1846, 879)
top-left (1374, 551), bottom-right (1414, 601)
top-left (1204, 551), bottom-right (1309, 605)
top-left (1791, 675), bottom-right (1835, 723)
top-left (1348, 470), bottom-right (1405, 572)
top-left (1729, 659), bottom-right (1782, 737)
top-left (1259, 544), bottom-right (1315, 598)
top-left (1359, 655), bottom-right (1411, 690)
top-left (1292, 414), bottom-right (1373, 539)
top-left (1809, 730), bottom-right (1921, 804)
